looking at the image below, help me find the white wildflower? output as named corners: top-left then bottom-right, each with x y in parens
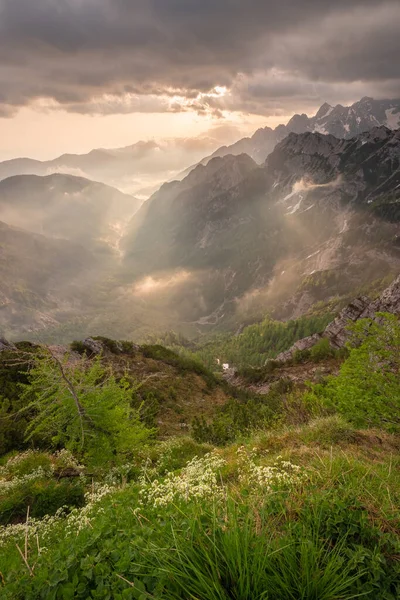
top-left (139, 452), bottom-right (226, 508)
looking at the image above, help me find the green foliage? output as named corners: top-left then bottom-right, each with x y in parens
top-left (0, 345), bottom-right (40, 456)
top-left (309, 313), bottom-right (400, 431)
top-left (137, 501), bottom-right (365, 600)
top-left (309, 337), bottom-right (335, 361)
top-left (92, 337), bottom-right (137, 356)
top-left (145, 436), bottom-right (213, 475)
top-left (69, 340), bottom-right (87, 355)
top-left (0, 479), bottom-right (85, 525)
top-left (141, 344), bottom-right (218, 388)
top-left (236, 359), bottom-right (281, 384)
top-left (70, 338), bottom-right (137, 356)
top-left (0, 450), bottom-right (85, 524)
top-left (21, 350), bottom-right (153, 467)
top-left (1, 435), bottom-right (399, 599)
top-left (184, 313), bottom-right (334, 371)
top-left (192, 381), bottom-right (292, 445)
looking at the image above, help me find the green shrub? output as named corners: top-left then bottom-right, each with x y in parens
top-left (0, 347), bottom-right (39, 456)
top-left (0, 450), bottom-right (86, 524)
top-left (0, 479), bottom-right (85, 524)
top-left (310, 337), bottom-right (335, 361)
top-left (70, 340), bottom-right (87, 355)
top-left (142, 344), bottom-right (218, 388)
top-left (311, 313), bottom-right (400, 431)
top-left (1, 451), bottom-right (52, 478)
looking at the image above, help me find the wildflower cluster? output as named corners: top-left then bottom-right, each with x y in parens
top-left (0, 467), bottom-right (53, 494)
top-left (0, 483), bottom-right (117, 548)
top-left (139, 452), bottom-right (226, 508)
top-left (52, 449), bottom-right (84, 472)
top-left (104, 463), bottom-right (134, 486)
top-left (236, 446), bottom-right (305, 492)
top-left (64, 484), bottom-right (116, 535)
top-left (0, 509), bottom-right (66, 549)
top-left (0, 450), bottom-right (51, 476)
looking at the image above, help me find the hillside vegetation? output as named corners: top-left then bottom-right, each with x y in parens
top-left (0, 313), bottom-right (399, 598)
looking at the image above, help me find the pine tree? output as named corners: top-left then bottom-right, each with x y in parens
top-left (20, 348), bottom-right (152, 466)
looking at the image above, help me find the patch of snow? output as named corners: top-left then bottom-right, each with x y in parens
top-left (283, 189), bottom-right (298, 201)
top-left (356, 116), bottom-right (361, 124)
top-left (385, 107), bottom-right (400, 129)
top-left (298, 203), bottom-right (315, 214)
top-left (281, 270), bottom-right (285, 275)
top-left (272, 181), bottom-right (279, 189)
top-left (314, 124), bottom-right (328, 135)
top-left (286, 195), bottom-right (303, 215)
top-left (343, 123), bottom-right (350, 133)
top-left (340, 219), bottom-right (348, 234)
top-left (306, 249), bottom-right (320, 260)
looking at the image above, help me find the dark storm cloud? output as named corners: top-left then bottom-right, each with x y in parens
top-left (0, 0), bottom-right (399, 116)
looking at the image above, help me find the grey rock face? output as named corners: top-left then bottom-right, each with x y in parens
top-left (82, 338), bottom-right (105, 355)
top-left (0, 338), bottom-right (15, 352)
top-left (361, 274), bottom-right (400, 318)
top-left (275, 333), bottom-right (323, 363)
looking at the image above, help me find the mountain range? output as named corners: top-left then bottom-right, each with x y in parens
top-left (1, 96), bottom-right (399, 340)
top-left (183, 97), bottom-right (400, 174)
top-left (123, 125), bottom-right (400, 325)
top-left (0, 139), bottom-right (229, 198)
top-left (2, 97), bottom-right (399, 200)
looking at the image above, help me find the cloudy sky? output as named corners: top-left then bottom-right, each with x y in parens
top-left (1, 0), bottom-right (399, 160)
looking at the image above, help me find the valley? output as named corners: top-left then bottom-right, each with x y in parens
top-left (1, 91), bottom-right (400, 599)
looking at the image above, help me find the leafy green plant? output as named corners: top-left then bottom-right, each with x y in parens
top-left (310, 313), bottom-right (400, 431)
top-left (20, 349), bottom-right (153, 467)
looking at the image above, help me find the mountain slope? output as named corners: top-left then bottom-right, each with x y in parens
top-left (122, 127), bottom-right (400, 325)
top-left (0, 220), bottom-right (110, 336)
top-left (0, 173), bottom-right (141, 251)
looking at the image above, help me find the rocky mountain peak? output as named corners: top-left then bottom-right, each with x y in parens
top-left (315, 102), bottom-right (333, 119)
top-left (278, 130), bottom-right (339, 156)
top-left (182, 96), bottom-right (400, 178)
top-left (286, 113), bottom-right (310, 133)
top-left (359, 96), bottom-right (374, 105)
top-left (177, 153), bottom-right (258, 195)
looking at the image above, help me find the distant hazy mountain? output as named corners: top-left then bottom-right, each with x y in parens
top-left (0, 219), bottom-right (108, 336)
top-left (123, 126), bottom-right (400, 324)
top-left (182, 97), bottom-right (400, 175)
top-left (0, 173), bottom-right (141, 251)
top-left (0, 140), bottom-right (226, 197)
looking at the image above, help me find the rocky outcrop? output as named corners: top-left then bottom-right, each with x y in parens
top-left (362, 274), bottom-right (400, 317)
top-left (81, 337), bottom-right (140, 356)
top-left (0, 338), bottom-right (16, 352)
top-left (275, 275), bottom-right (400, 362)
top-left (274, 333), bottom-right (323, 363)
top-left (324, 297), bottom-right (371, 349)
top-left (82, 338), bottom-right (105, 355)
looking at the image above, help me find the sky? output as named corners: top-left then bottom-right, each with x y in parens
top-left (0, 0), bottom-right (399, 160)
